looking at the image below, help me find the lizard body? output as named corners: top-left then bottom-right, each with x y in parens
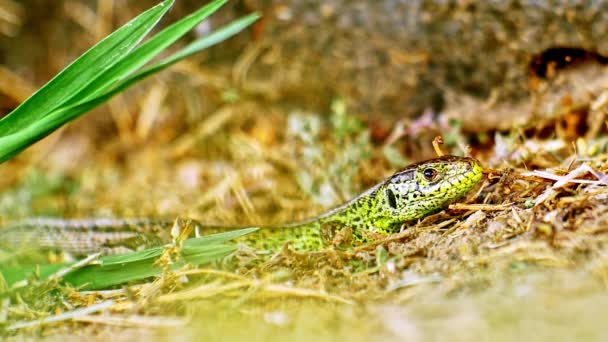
top-left (0, 156), bottom-right (484, 255)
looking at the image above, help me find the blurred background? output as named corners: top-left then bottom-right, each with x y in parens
top-left (1, 1), bottom-right (607, 216)
top-left (2, 0), bottom-right (608, 148)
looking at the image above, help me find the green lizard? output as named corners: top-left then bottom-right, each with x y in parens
top-left (0, 155), bottom-right (484, 255)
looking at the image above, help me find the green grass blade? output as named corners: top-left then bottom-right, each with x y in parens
top-left (99, 227), bottom-right (258, 265)
top-left (63, 245), bottom-right (236, 290)
top-left (0, 245), bottom-right (235, 291)
top-left (84, 13), bottom-right (260, 110)
top-left (66, 0), bottom-right (228, 106)
top-left (131, 13), bottom-right (261, 78)
top-left (0, 92), bottom-right (113, 162)
top-left (0, 0), bottom-right (174, 137)
top-left (0, 13), bottom-right (259, 163)
top-left (1, 228), bottom-right (258, 290)
top-left (1, 264), bottom-right (66, 288)
top-left (183, 227), bottom-right (259, 245)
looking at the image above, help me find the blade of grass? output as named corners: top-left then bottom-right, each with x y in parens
top-left (0, 91), bottom-right (117, 162)
top-left (65, 0), bottom-right (229, 106)
top-left (64, 245), bottom-right (236, 290)
top-left (0, 0), bottom-right (174, 136)
top-left (0, 13), bottom-right (260, 162)
top-left (1, 246), bottom-right (234, 291)
top-left (128, 12), bottom-right (261, 80)
top-left (1, 228), bottom-right (258, 290)
top-left (181, 227), bottom-right (259, 246)
top-left (100, 227), bottom-right (258, 265)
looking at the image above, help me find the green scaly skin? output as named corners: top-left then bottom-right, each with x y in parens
top-left (0, 156), bottom-right (484, 255)
top-left (207, 155), bottom-right (484, 251)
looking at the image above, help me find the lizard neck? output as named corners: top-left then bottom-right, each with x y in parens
top-left (258, 180), bottom-right (399, 248)
top-left (237, 188), bottom-right (385, 252)
top-left (247, 220), bottom-right (324, 252)
top-left (313, 181), bottom-right (401, 242)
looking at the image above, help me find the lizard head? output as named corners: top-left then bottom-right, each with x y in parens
top-left (381, 155), bottom-right (484, 222)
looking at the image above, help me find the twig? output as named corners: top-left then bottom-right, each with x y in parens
top-left (157, 281), bottom-right (251, 302)
top-left (176, 268), bottom-right (252, 281)
top-left (449, 203), bottom-right (513, 211)
top-left (74, 314), bottom-right (186, 328)
top-left (6, 300), bottom-right (114, 331)
top-left (353, 219), bottom-right (457, 253)
top-left (260, 284), bottom-right (353, 305)
top-left (432, 136), bottom-right (445, 157)
top-left (49, 253), bottom-right (102, 282)
top-left (157, 277), bottom-right (353, 305)
top-left (522, 163), bottom-right (608, 188)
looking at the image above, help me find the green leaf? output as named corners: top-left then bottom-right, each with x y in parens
top-left (0, 3), bottom-right (259, 163)
top-left (0, 0), bottom-right (174, 137)
top-left (1, 228), bottom-right (258, 290)
top-left (132, 13), bottom-right (261, 79)
top-left (66, 0), bottom-right (229, 106)
top-left (183, 227), bottom-right (258, 245)
top-left (0, 91), bottom-right (113, 162)
top-left (63, 245), bottom-right (236, 290)
top-left (85, 13), bottom-right (261, 110)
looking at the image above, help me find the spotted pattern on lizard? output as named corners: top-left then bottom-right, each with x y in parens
top-left (0, 156), bottom-right (485, 255)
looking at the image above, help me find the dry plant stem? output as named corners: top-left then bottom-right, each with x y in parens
top-left (432, 135), bottom-right (445, 156)
top-left (385, 273), bottom-right (442, 293)
top-left (485, 168), bottom-right (552, 184)
top-left (73, 314), bottom-right (186, 329)
top-left (176, 268), bottom-right (252, 281)
top-left (448, 203), bottom-right (513, 211)
top-left (6, 300), bottom-right (115, 331)
top-left (251, 284), bottom-right (354, 304)
top-left (48, 253), bottom-right (102, 282)
top-left (156, 276), bottom-right (353, 304)
top-left (79, 289), bottom-right (128, 299)
top-left (233, 39), bottom-right (266, 85)
top-left (586, 91), bottom-right (608, 140)
top-left (442, 210), bottom-right (487, 236)
top-left (522, 163), bottom-right (608, 186)
top-left (0, 66), bottom-right (35, 103)
top-left (170, 105), bottom-right (236, 158)
top-left (352, 219), bottom-right (457, 253)
top-left (482, 167), bottom-right (504, 178)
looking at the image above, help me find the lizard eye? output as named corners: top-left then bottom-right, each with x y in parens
top-left (422, 168), bottom-right (438, 181)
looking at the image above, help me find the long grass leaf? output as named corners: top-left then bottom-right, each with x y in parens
top-left (1, 228), bottom-right (258, 290)
top-left (0, 92), bottom-right (112, 162)
top-left (0, 13), bottom-right (259, 162)
top-left (63, 245), bottom-right (236, 290)
top-left (127, 13), bottom-right (261, 81)
top-left (0, 0), bottom-right (174, 136)
top-left (184, 227), bottom-right (259, 246)
top-left (65, 0), bottom-right (228, 106)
